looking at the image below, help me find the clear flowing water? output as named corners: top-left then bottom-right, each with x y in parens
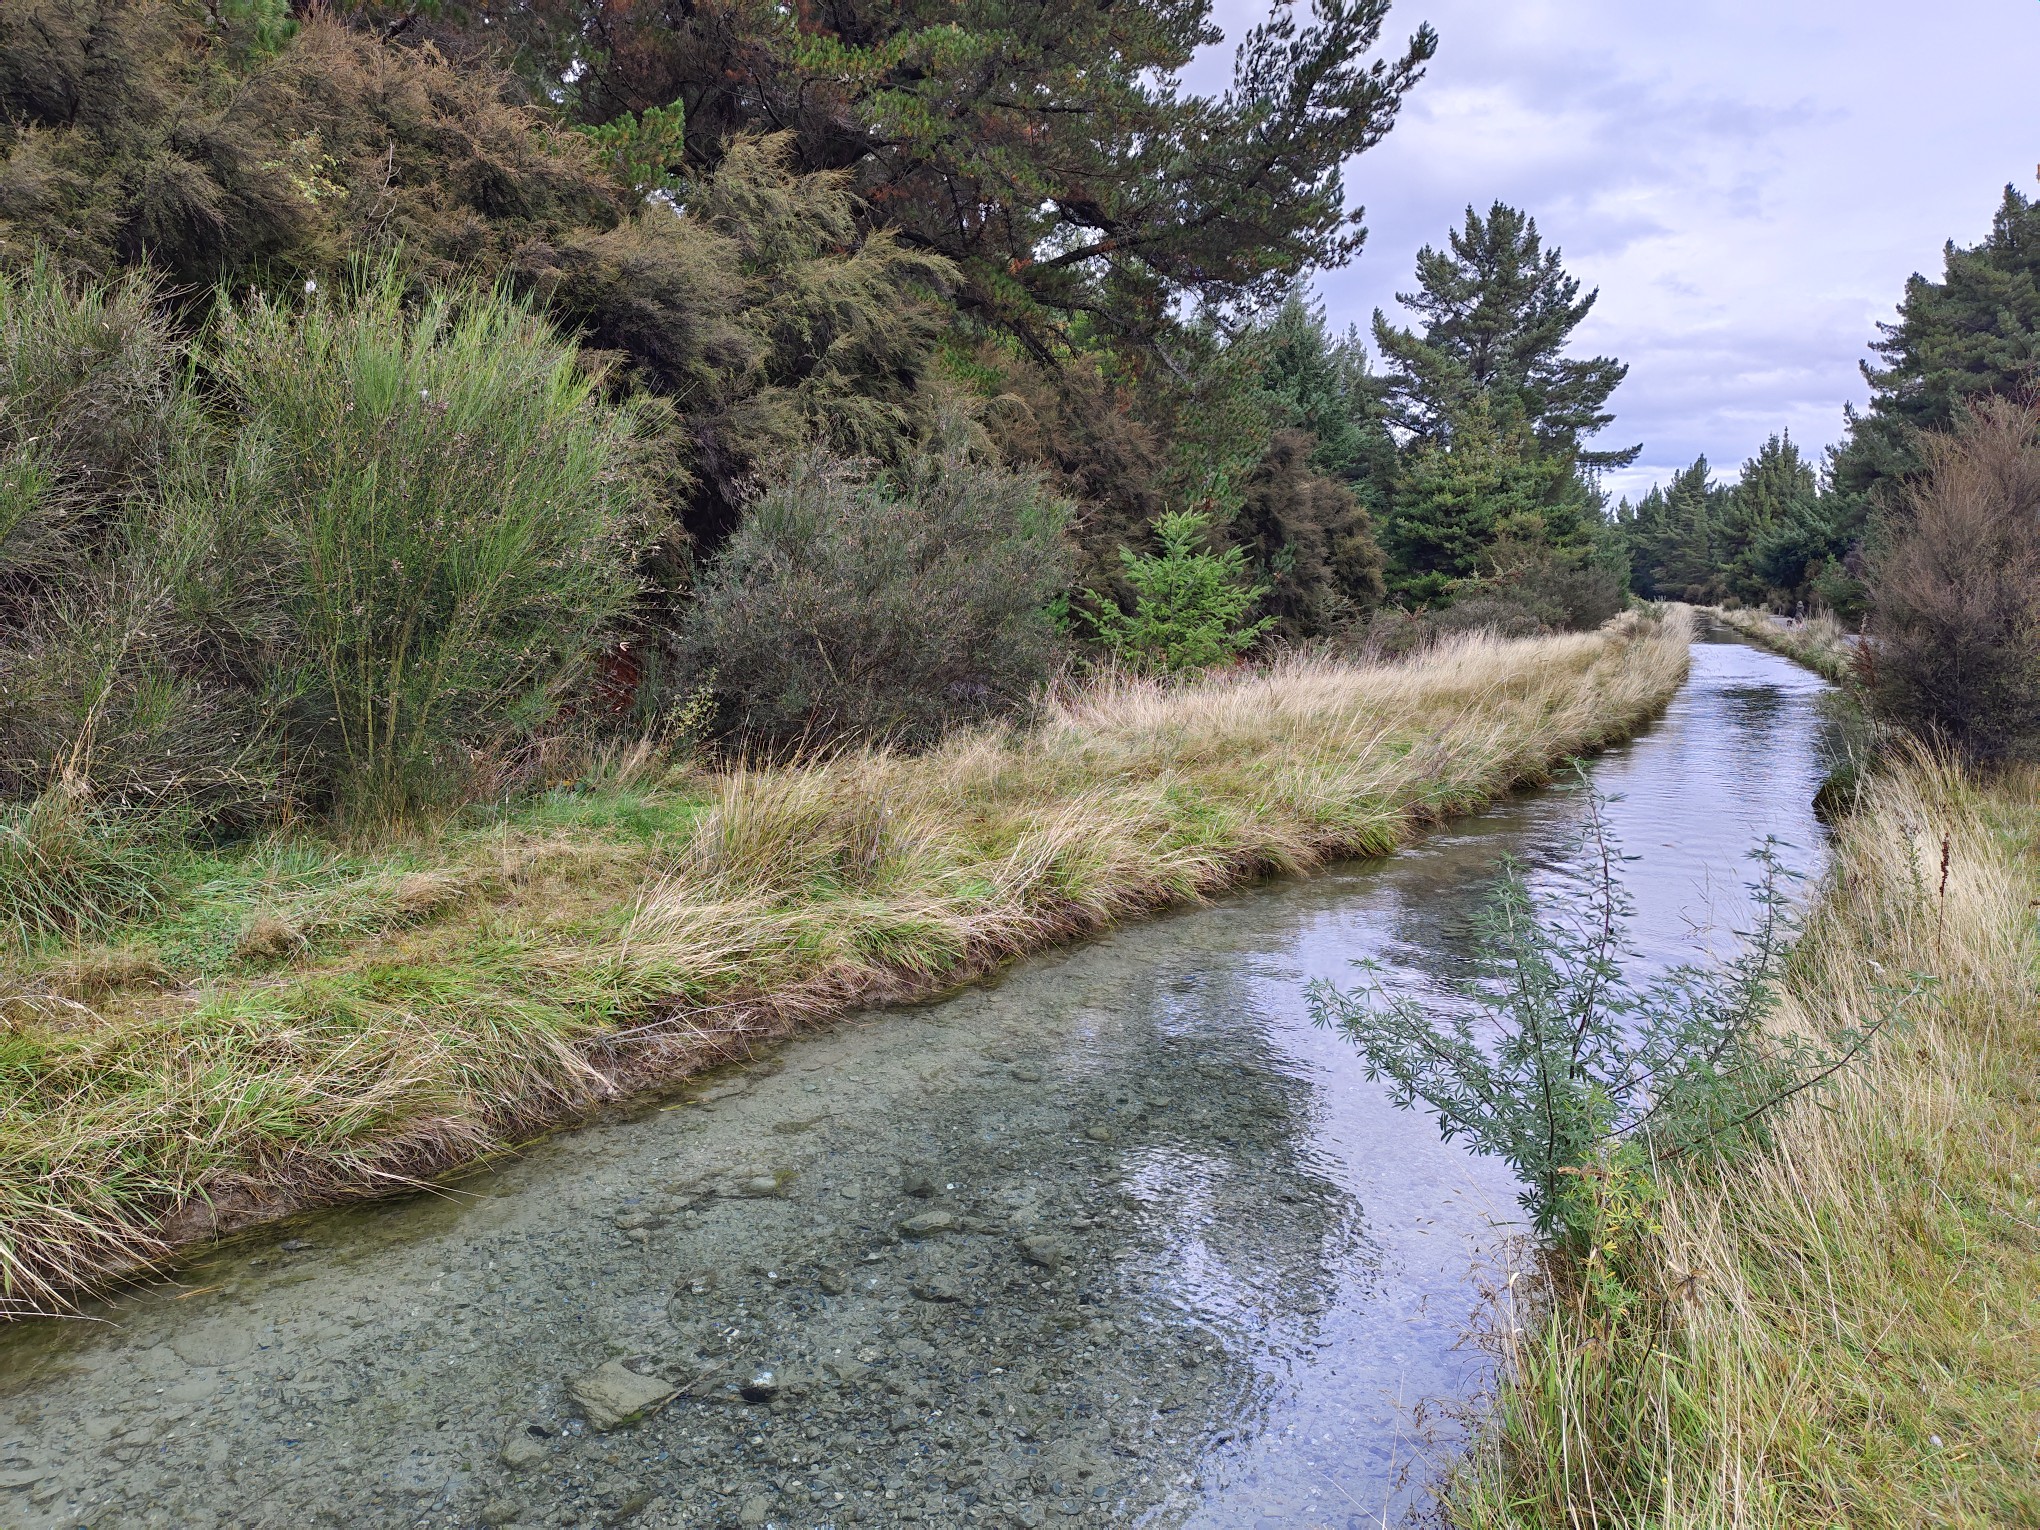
top-left (0, 631), bottom-right (1839, 1530)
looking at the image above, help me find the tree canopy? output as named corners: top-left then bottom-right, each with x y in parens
top-left (1372, 201), bottom-right (1637, 469)
top-left (340, 0), bottom-right (1437, 354)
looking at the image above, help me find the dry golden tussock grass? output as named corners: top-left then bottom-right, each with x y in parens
top-left (1451, 751), bottom-right (2040, 1528)
top-left (0, 611), bottom-right (1690, 1316)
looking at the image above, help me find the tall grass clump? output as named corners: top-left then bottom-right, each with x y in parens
top-left (1443, 753), bottom-right (2040, 1528)
top-left (212, 271), bottom-right (650, 821)
top-left (682, 446), bottom-right (1071, 749)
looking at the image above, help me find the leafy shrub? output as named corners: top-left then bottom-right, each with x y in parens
top-left (212, 272), bottom-right (650, 820)
top-left (1307, 796), bottom-right (1898, 1243)
top-left (0, 259), bottom-right (287, 825)
top-left (1087, 509), bottom-right (1275, 673)
top-left (682, 448), bottom-right (1072, 749)
top-left (1867, 398), bottom-right (2040, 762)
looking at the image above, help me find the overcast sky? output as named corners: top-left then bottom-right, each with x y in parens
top-left (1197, 0), bottom-right (2040, 503)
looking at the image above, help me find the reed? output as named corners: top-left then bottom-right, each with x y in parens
top-left (0, 611), bottom-right (1689, 1316)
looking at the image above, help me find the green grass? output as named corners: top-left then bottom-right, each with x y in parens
top-left (0, 614), bottom-right (1690, 1316)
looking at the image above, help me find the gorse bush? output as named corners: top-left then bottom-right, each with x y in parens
top-left (1307, 794), bottom-right (1895, 1244)
top-left (1868, 397), bottom-right (2040, 763)
top-left (211, 272), bottom-right (651, 821)
top-left (0, 259), bottom-right (286, 827)
top-left (1088, 509), bottom-right (1274, 674)
top-left (682, 448), bottom-right (1072, 749)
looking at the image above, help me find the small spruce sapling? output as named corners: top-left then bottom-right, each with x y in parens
top-left (1087, 509), bottom-right (1275, 674)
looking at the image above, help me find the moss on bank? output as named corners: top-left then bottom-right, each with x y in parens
top-left (1446, 753), bottom-right (2040, 1528)
top-left (0, 613), bottom-right (1690, 1317)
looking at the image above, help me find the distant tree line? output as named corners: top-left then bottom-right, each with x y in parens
top-left (1611, 182), bottom-right (2040, 760)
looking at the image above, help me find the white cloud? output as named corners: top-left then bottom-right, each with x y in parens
top-left (1198, 0), bottom-right (2040, 501)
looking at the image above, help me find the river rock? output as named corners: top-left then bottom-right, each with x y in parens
top-left (1016, 1235), bottom-right (1066, 1271)
top-left (896, 1210), bottom-right (958, 1239)
top-left (738, 1497), bottom-right (772, 1527)
top-left (478, 1497), bottom-right (523, 1526)
top-left (1082, 1125), bottom-right (1114, 1144)
top-left (739, 1369), bottom-right (780, 1403)
top-left (567, 1360), bottom-right (677, 1431)
top-left (1010, 1066), bottom-right (1044, 1084)
top-left (911, 1272), bottom-right (963, 1303)
top-left (169, 1325), bottom-right (255, 1369)
top-left (500, 1430), bottom-right (549, 1470)
top-left (900, 1169), bottom-right (939, 1198)
top-left (816, 1266), bottom-right (850, 1296)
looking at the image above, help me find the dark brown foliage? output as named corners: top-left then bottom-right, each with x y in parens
top-left (1234, 428), bottom-right (1386, 637)
top-left (0, 3), bottom-right (624, 288)
top-left (1868, 398), bottom-right (2040, 762)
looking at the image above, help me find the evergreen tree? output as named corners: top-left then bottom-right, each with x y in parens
top-left (1719, 433), bottom-right (1819, 604)
top-left (1833, 184), bottom-right (2040, 508)
top-left (1384, 396), bottom-right (1596, 605)
top-left (1371, 203), bottom-right (1639, 468)
top-left (1619, 457), bottom-right (1723, 602)
top-left (1233, 429), bottom-right (1386, 635)
top-left (1244, 292), bottom-right (1399, 494)
top-left (344, 0), bottom-right (1438, 354)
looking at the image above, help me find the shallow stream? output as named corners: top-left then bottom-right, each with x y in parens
top-left (0, 630), bottom-right (1838, 1530)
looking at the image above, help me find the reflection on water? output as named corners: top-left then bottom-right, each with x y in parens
top-left (0, 631), bottom-right (1835, 1530)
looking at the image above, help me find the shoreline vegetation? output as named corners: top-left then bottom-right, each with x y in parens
top-left (1, 611), bottom-right (1689, 1318)
top-left (1709, 605), bottom-right (1859, 685)
top-left (1445, 752), bottom-right (2040, 1527)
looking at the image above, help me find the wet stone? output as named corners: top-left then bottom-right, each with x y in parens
top-left (896, 1209), bottom-right (959, 1239)
top-left (911, 1272), bottom-right (964, 1303)
top-left (567, 1360), bottom-right (678, 1431)
top-left (168, 1324), bottom-right (255, 1369)
top-left (500, 1428), bottom-right (549, 1470)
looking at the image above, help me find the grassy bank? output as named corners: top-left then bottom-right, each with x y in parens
top-left (1446, 752), bottom-right (2040, 1528)
top-left (1711, 606), bottom-right (1858, 685)
top-left (0, 612), bottom-right (1690, 1317)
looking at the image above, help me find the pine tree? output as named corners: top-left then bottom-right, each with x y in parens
top-left (1619, 458), bottom-right (1723, 602)
top-left (1384, 396), bottom-right (1593, 605)
top-left (1719, 433), bottom-right (1819, 604)
top-left (1244, 292), bottom-right (1399, 494)
top-left (1371, 203), bottom-right (1639, 469)
top-left (353, 0), bottom-right (1439, 354)
top-left (1834, 184), bottom-right (2040, 507)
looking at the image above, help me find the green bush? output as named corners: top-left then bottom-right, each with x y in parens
top-left (211, 272), bottom-right (650, 821)
top-left (1088, 509), bottom-right (1275, 673)
top-left (682, 448), bottom-right (1072, 749)
top-left (1307, 797), bottom-right (1900, 1243)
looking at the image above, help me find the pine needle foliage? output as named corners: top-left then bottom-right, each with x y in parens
top-left (1087, 509), bottom-right (1276, 674)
